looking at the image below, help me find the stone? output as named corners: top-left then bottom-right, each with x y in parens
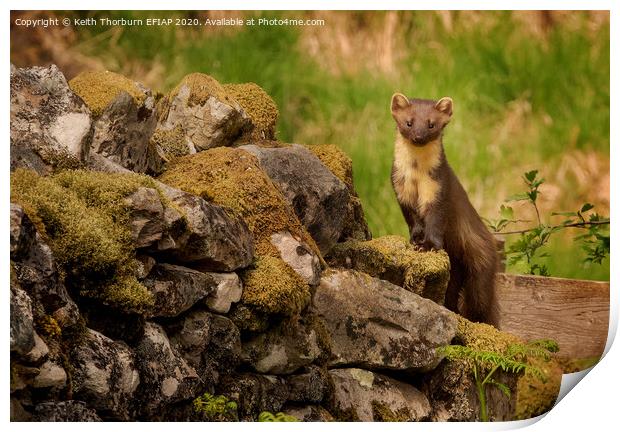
top-left (242, 316), bottom-right (328, 375)
top-left (240, 144), bottom-right (350, 255)
top-left (223, 82), bottom-right (279, 142)
top-left (134, 254), bottom-right (156, 280)
top-left (166, 308), bottom-right (241, 387)
top-left (204, 272), bottom-right (243, 314)
top-left (329, 368), bottom-right (431, 421)
top-left (312, 269), bottom-right (457, 372)
top-left (282, 405), bottom-right (334, 422)
top-left (33, 360), bottom-right (67, 389)
top-left (69, 70), bottom-right (165, 175)
top-left (154, 181), bottom-right (254, 271)
top-left (34, 401), bottom-right (102, 422)
top-left (270, 231), bottom-right (321, 285)
top-left (327, 236), bottom-right (450, 304)
top-left (10, 64), bottom-right (92, 175)
top-left (123, 187), bottom-right (166, 248)
top-left (24, 332), bottom-right (50, 364)
top-left (10, 281), bottom-right (35, 357)
top-left (70, 328), bottom-right (140, 420)
top-left (10, 204), bottom-right (80, 327)
top-left (286, 365), bottom-right (331, 403)
top-left (134, 322), bottom-right (202, 418)
top-left (217, 373), bottom-right (289, 421)
top-left (157, 73), bottom-right (252, 151)
top-left (143, 263), bottom-right (226, 318)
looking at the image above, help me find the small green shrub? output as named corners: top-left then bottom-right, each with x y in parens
top-left (192, 393), bottom-right (238, 422)
top-left (258, 411), bottom-right (299, 422)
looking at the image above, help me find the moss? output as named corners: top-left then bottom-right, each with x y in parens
top-left (228, 304), bottom-right (271, 334)
top-left (159, 146), bottom-right (321, 258)
top-left (304, 144), bottom-right (354, 191)
top-left (36, 315), bottom-right (62, 339)
top-left (555, 356), bottom-right (600, 373)
top-left (240, 255), bottom-right (310, 317)
top-left (150, 125), bottom-right (189, 160)
top-left (327, 236), bottom-right (450, 303)
top-left (371, 401), bottom-right (411, 422)
top-left (69, 70), bottom-right (147, 117)
top-left (454, 316), bottom-right (562, 420)
top-left (10, 168), bottom-right (155, 313)
top-left (169, 72), bottom-right (233, 107)
top-left (224, 83), bottom-right (279, 141)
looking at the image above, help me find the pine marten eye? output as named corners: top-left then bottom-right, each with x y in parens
top-left (428, 121), bottom-right (435, 129)
top-left (406, 120), bottom-right (412, 128)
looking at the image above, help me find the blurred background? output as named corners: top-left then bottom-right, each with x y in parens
top-left (10, 10), bottom-right (610, 280)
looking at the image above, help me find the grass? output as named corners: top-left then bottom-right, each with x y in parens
top-left (53, 11), bottom-right (609, 280)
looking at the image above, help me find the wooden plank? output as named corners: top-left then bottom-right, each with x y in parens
top-left (495, 272), bottom-right (610, 360)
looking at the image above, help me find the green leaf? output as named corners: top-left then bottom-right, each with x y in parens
top-left (489, 379), bottom-right (512, 398)
top-left (506, 193), bottom-right (529, 202)
top-left (580, 203), bottom-right (594, 213)
top-left (524, 170), bottom-right (538, 182)
top-left (500, 205), bottom-right (514, 220)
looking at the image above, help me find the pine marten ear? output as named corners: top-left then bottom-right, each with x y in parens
top-left (391, 93), bottom-right (410, 113)
top-left (435, 97), bottom-right (453, 116)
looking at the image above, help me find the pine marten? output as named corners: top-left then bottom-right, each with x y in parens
top-left (390, 93), bottom-right (498, 325)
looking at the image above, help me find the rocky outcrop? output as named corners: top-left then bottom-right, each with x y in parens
top-left (9, 64), bottom-right (561, 423)
top-left (313, 269), bottom-right (457, 371)
top-left (10, 64), bottom-right (92, 174)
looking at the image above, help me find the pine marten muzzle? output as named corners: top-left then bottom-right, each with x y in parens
top-left (390, 93), bottom-right (499, 325)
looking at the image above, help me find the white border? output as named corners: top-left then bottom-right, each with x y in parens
top-left (2, 1), bottom-right (616, 430)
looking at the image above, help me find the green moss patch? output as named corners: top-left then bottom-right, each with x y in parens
top-left (454, 316), bottom-right (562, 420)
top-left (150, 125), bottom-right (189, 160)
top-left (240, 255), bottom-right (310, 317)
top-left (10, 168), bottom-right (155, 313)
top-left (327, 235), bottom-right (450, 303)
top-left (158, 146), bottom-right (320, 258)
top-left (371, 401), bottom-right (412, 422)
top-left (169, 72), bottom-right (233, 107)
top-left (224, 83), bottom-right (279, 141)
top-left (69, 70), bottom-right (147, 117)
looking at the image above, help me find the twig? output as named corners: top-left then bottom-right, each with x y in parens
top-left (495, 220), bottom-right (609, 236)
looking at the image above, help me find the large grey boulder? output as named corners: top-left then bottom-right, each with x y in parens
top-left (312, 269), bottom-right (457, 371)
top-left (134, 322), bottom-right (202, 418)
top-left (157, 73), bottom-right (252, 152)
top-left (34, 401), bottom-right (102, 422)
top-left (70, 328), bottom-right (140, 420)
top-left (69, 70), bottom-right (165, 175)
top-left (10, 64), bottom-right (92, 174)
top-left (242, 316), bottom-right (328, 375)
top-left (240, 144), bottom-right (350, 255)
top-left (166, 308), bottom-right (241, 387)
top-left (329, 368), bottom-right (431, 421)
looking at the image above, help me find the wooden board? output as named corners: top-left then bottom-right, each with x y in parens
top-left (495, 272), bottom-right (610, 360)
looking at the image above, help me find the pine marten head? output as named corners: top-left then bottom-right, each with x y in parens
top-left (390, 94), bottom-right (453, 146)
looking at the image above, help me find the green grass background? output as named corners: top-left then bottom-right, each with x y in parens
top-left (59, 11), bottom-right (610, 280)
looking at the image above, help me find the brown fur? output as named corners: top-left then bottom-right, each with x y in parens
top-left (390, 93), bottom-right (499, 325)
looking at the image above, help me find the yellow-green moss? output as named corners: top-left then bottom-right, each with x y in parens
top-left (304, 144), bottom-right (353, 191)
top-left (555, 356), bottom-right (600, 373)
top-left (150, 125), bottom-right (189, 160)
top-left (224, 83), bottom-right (279, 141)
top-left (158, 147), bottom-right (321, 258)
top-left (240, 255), bottom-right (310, 317)
top-left (169, 73), bottom-right (233, 107)
top-left (454, 316), bottom-right (562, 420)
top-left (371, 401), bottom-right (412, 422)
top-left (69, 70), bottom-right (147, 117)
top-left (36, 315), bottom-right (62, 339)
top-left (327, 235), bottom-right (450, 303)
top-left (10, 168), bottom-right (155, 313)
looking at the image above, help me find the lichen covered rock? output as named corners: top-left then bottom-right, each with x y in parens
top-left (159, 146), bottom-right (320, 259)
top-left (157, 73), bottom-right (251, 152)
top-left (11, 64), bottom-right (92, 174)
top-left (33, 401), bottom-right (102, 422)
top-left (70, 328), bottom-right (140, 420)
top-left (327, 235), bottom-right (450, 304)
top-left (70, 70), bottom-right (165, 175)
top-left (270, 231), bottom-right (321, 285)
top-left (223, 82), bottom-right (278, 141)
top-left (312, 269), bottom-right (457, 371)
top-left (217, 373), bottom-right (289, 421)
top-left (240, 143), bottom-right (350, 255)
top-left (329, 368), bottom-right (431, 421)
